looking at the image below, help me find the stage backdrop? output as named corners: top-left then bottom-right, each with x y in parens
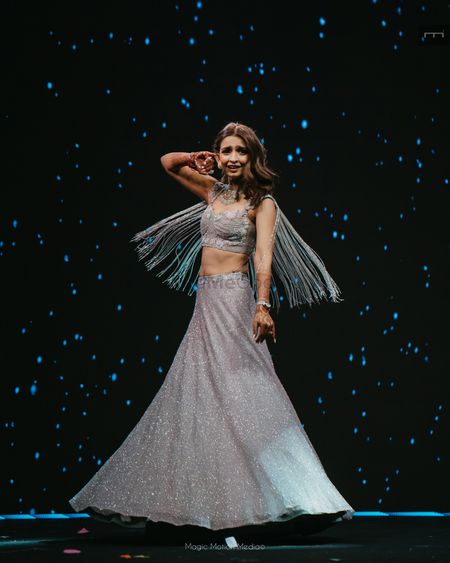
top-left (3, 1), bottom-right (449, 516)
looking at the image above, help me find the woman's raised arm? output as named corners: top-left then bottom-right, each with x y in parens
top-left (160, 151), bottom-right (217, 202)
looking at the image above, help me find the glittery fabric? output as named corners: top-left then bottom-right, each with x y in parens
top-left (200, 183), bottom-right (256, 255)
top-left (68, 271), bottom-right (354, 530)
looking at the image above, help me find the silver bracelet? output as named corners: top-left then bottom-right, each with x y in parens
top-left (256, 300), bottom-right (271, 310)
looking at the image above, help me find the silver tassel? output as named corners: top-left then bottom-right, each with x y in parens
top-left (129, 201), bottom-right (207, 296)
top-left (248, 195), bottom-right (344, 313)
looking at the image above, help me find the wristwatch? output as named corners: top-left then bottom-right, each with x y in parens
top-left (256, 300), bottom-right (271, 311)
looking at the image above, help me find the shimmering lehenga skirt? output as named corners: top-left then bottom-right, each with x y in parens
top-left (68, 271), bottom-right (354, 531)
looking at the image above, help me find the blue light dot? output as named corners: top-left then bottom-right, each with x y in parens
top-left (300, 119), bottom-right (308, 129)
top-left (236, 84), bottom-right (244, 94)
top-left (319, 17), bottom-right (326, 26)
top-left (189, 37), bottom-right (195, 45)
top-left (410, 437), bottom-right (415, 445)
top-left (47, 82), bottom-right (53, 90)
top-left (36, 356), bottom-right (43, 364)
top-left (144, 37), bottom-right (150, 45)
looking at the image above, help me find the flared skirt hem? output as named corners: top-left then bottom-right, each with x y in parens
top-left (75, 504), bottom-right (354, 532)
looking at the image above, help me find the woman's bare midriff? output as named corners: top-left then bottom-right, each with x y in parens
top-left (199, 246), bottom-right (249, 276)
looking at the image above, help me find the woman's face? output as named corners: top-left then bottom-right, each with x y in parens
top-left (216, 135), bottom-right (250, 180)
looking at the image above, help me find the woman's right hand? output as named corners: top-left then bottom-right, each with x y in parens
top-left (188, 151), bottom-right (218, 175)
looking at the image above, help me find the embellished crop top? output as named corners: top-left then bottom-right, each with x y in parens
top-left (200, 182), bottom-right (256, 255)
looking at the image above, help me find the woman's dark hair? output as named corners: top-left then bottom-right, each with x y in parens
top-left (212, 122), bottom-right (279, 208)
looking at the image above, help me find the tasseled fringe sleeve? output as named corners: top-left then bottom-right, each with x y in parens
top-left (248, 195), bottom-right (344, 313)
top-left (129, 201), bottom-right (207, 296)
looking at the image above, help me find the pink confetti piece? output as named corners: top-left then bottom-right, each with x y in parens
top-left (76, 527), bottom-right (90, 535)
top-left (63, 549), bottom-right (81, 554)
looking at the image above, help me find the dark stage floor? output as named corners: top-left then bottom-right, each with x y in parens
top-left (0, 516), bottom-right (449, 561)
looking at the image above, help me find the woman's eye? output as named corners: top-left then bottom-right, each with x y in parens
top-left (221, 148), bottom-right (247, 154)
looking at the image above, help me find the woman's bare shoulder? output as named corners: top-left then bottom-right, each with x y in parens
top-left (255, 193), bottom-right (278, 212)
top-left (167, 167), bottom-right (217, 202)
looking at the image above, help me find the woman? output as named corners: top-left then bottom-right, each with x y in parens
top-left (68, 122), bottom-right (354, 536)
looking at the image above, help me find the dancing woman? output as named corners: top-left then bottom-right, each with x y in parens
top-left (69, 122), bottom-right (354, 534)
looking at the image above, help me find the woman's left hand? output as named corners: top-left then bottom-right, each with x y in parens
top-left (253, 305), bottom-right (276, 344)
